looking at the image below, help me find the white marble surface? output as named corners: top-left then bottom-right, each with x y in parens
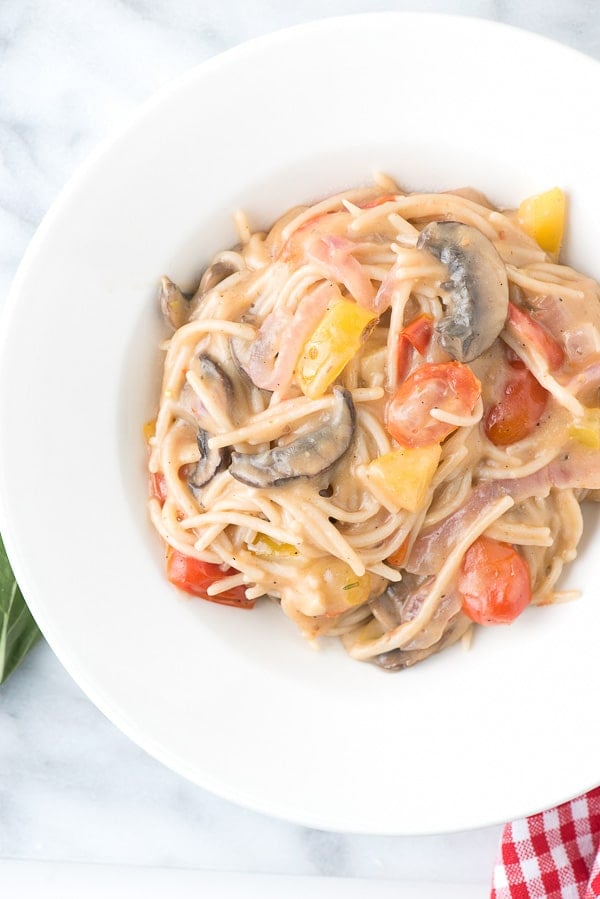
top-left (1, 0), bottom-right (600, 892)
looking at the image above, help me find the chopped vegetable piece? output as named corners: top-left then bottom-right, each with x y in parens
top-left (401, 313), bottom-right (434, 356)
top-left (396, 313), bottom-right (434, 382)
top-left (166, 548), bottom-right (254, 608)
top-left (143, 419), bottom-right (156, 441)
top-left (386, 536), bottom-right (409, 568)
top-left (230, 388), bottom-right (355, 487)
top-left (458, 536), bottom-right (531, 625)
top-left (364, 444), bottom-right (442, 511)
top-left (485, 360), bottom-right (549, 445)
top-left (296, 299), bottom-right (376, 398)
top-left (569, 408), bottom-right (600, 449)
top-left (158, 276), bottom-right (193, 330)
top-left (252, 534), bottom-right (298, 555)
top-left (300, 557), bottom-right (373, 615)
top-left (417, 221), bottom-right (509, 362)
top-left (386, 362), bottom-right (481, 447)
top-left (518, 187), bottom-right (566, 257)
top-left (306, 236), bottom-right (376, 309)
top-left (277, 557), bottom-right (376, 618)
top-left (506, 302), bottom-right (565, 371)
top-left (187, 427), bottom-right (229, 491)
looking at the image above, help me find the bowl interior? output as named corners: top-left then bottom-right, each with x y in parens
top-left (2, 13), bottom-right (600, 834)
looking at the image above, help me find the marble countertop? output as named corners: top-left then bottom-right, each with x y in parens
top-left (1, 0), bottom-right (599, 893)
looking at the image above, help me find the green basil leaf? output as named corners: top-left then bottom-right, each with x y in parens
top-left (0, 533), bottom-right (41, 685)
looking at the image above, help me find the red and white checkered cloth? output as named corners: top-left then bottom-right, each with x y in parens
top-left (491, 787), bottom-right (600, 898)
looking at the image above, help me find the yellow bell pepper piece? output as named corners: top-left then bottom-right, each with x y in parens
top-left (296, 299), bottom-right (376, 398)
top-left (252, 533), bottom-right (298, 556)
top-left (143, 419), bottom-right (156, 442)
top-left (569, 408), bottom-right (600, 449)
top-left (518, 187), bottom-right (566, 257)
top-left (364, 445), bottom-right (442, 512)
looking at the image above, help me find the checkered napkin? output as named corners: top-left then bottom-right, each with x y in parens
top-left (491, 787), bottom-right (600, 898)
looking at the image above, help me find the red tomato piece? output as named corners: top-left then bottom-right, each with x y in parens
top-left (396, 313), bottom-right (434, 382)
top-left (166, 548), bottom-right (254, 609)
top-left (484, 360), bottom-right (549, 446)
top-left (386, 361), bottom-right (481, 447)
top-left (402, 313), bottom-right (434, 356)
top-left (458, 536), bottom-right (531, 625)
top-left (507, 302), bottom-right (565, 371)
top-left (386, 536), bottom-right (409, 568)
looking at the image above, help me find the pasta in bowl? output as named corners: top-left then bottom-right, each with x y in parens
top-left (147, 176), bottom-right (600, 671)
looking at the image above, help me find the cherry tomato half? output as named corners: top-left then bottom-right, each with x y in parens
top-left (484, 360), bottom-right (549, 446)
top-left (386, 361), bottom-right (481, 447)
top-left (458, 536), bottom-right (531, 626)
top-left (166, 548), bottom-right (254, 609)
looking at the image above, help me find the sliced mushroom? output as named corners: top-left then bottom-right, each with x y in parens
top-left (372, 612), bottom-right (471, 671)
top-left (368, 576), bottom-right (467, 671)
top-left (198, 258), bottom-right (239, 294)
top-left (188, 429), bottom-right (229, 490)
top-left (160, 257), bottom-right (241, 331)
top-left (369, 574), bottom-right (432, 632)
top-left (185, 355), bottom-right (235, 490)
top-left (158, 276), bottom-right (194, 331)
top-left (416, 221), bottom-right (508, 362)
top-left (191, 354), bottom-right (235, 432)
top-left (229, 387), bottom-right (356, 488)
top-left (229, 330), bottom-right (254, 382)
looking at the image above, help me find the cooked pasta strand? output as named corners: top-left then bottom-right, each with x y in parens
top-left (147, 177), bottom-right (600, 671)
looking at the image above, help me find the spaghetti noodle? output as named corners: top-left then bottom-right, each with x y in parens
top-left (147, 177), bottom-right (600, 670)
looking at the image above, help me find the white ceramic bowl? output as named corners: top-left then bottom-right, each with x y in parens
top-left (1, 13), bottom-right (600, 834)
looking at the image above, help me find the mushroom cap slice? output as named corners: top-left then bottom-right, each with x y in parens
top-left (372, 612), bottom-right (472, 671)
top-left (191, 354), bottom-right (235, 432)
top-left (229, 387), bottom-right (356, 488)
top-left (158, 276), bottom-right (193, 331)
top-left (198, 259), bottom-right (238, 294)
top-left (416, 221), bottom-right (509, 362)
top-left (186, 355), bottom-right (235, 490)
top-left (159, 260), bottom-right (240, 332)
top-left (188, 429), bottom-right (229, 490)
